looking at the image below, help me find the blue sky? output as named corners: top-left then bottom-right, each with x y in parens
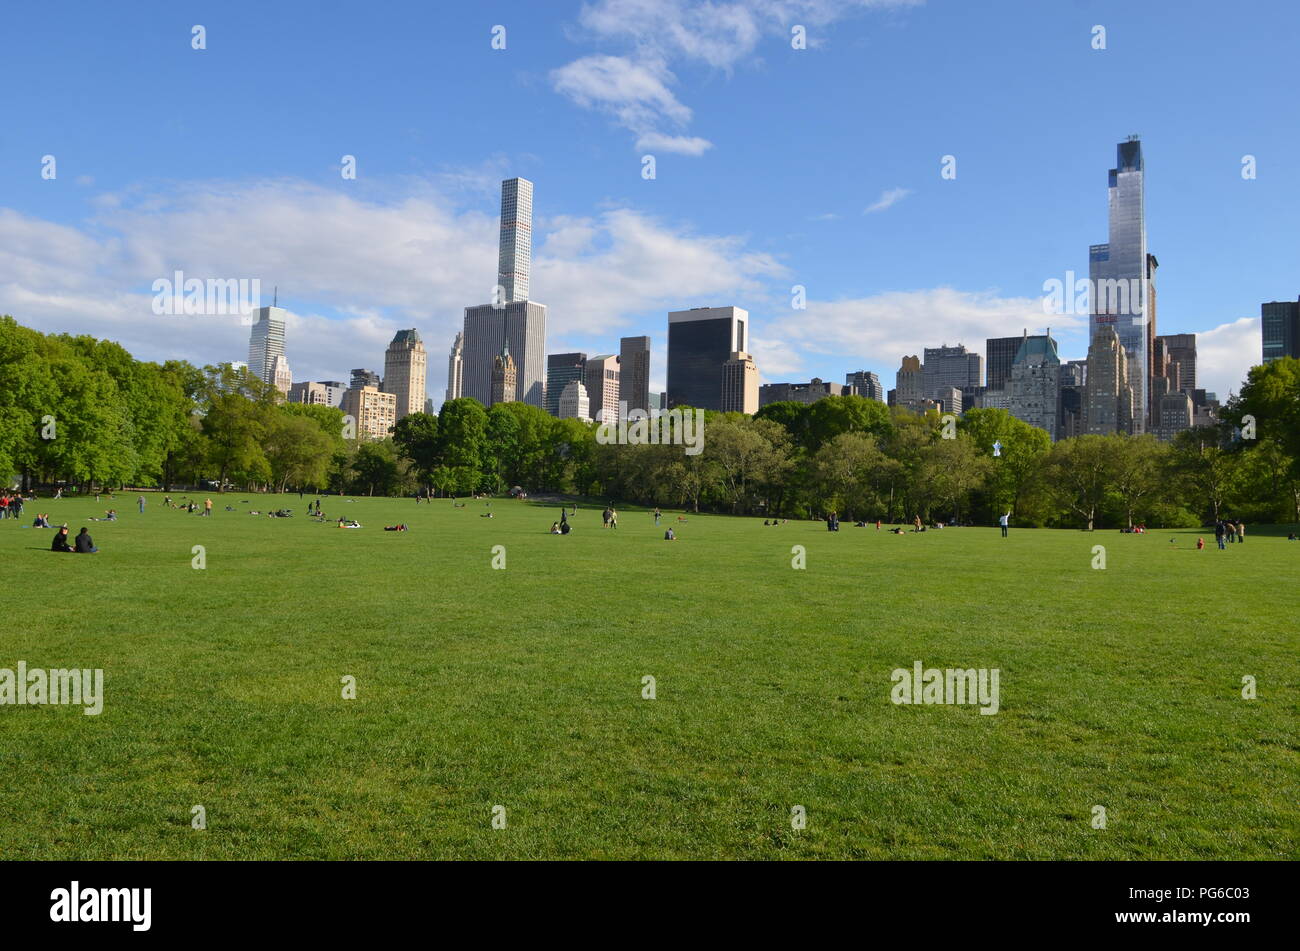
top-left (2, 0), bottom-right (1296, 401)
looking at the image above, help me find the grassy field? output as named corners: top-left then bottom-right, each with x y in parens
top-left (0, 491), bottom-right (1296, 860)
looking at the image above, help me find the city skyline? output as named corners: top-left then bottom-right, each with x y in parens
top-left (2, 1), bottom-right (1294, 406)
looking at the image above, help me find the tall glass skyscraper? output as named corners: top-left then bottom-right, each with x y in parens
top-left (1089, 138), bottom-right (1149, 433)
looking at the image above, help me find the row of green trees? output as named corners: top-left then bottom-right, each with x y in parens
top-left (4, 315), bottom-right (1298, 526)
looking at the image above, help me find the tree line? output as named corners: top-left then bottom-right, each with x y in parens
top-left (3, 316), bottom-right (1297, 527)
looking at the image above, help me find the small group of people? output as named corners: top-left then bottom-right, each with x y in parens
top-left (1213, 519), bottom-right (1246, 549)
top-left (51, 525), bottom-right (97, 553)
top-left (0, 492), bottom-right (26, 519)
top-left (550, 508), bottom-right (573, 535)
top-left (383, 524), bottom-right (409, 532)
top-left (762, 519), bottom-right (787, 526)
top-left (337, 518), bottom-right (362, 529)
top-left (602, 506), bottom-right (619, 529)
top-left (825, 511), bottom-right (841, 532)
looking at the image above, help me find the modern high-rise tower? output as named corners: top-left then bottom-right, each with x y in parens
top-left (546, 352), bottom-right (587, 417)
top-left (584, 354), bottom-right (621, 424)
top-left (462, 179), bottom-right (547, 408)
top-left (618, 336), bottom-right (651, 416)
top-left (383, 329), bottom-right (427, 421)
top-left (1089, 138), bottom-right (1151, 433)
top-left (1261, 297), bottom-right (1300, 362)
top-left (666, 306), bottom-right (750, 411)
top-left (497, 178), bottom-right (532, 304)
top-left (247, 306), bottom-right (287, 386)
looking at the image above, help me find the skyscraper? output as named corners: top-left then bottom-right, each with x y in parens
top-left (1007, 331), bottom-right (1060, 439)
top-left (546, 352), bottom-right (587, 417)
top-left (923, 344), bottom-right (982, 398)
top-left (350, 368), bottom-right (381, 390)
top-left (985, 336), bottom-right (1022, 393)
top-left (844, 370), bottom-right (883, 401)
top-left (1261, 297), bottom-right (1300, 362)
top-left (1156, 332), bottom-right (1197, 391)
top-left (618, 336), bottom-right (651, 416)
top-left (497, 177), bottom-right (532, 304)
top-left (383, 329), bottom-right (427, 421)
top-left (584, 354), bottom-right (620, 424)
top-left (557, 381), bottom-right (590, 422)
top-left (270, 354), bottom-right (292, 396)
top-left (1084, 325), bottom-right (1133, 435)
top-left (721, 351), bottom-right (759, 414)
top-left (247, 306), bottom-right (287, 386)
top-left (666, 306), bottom-right (750, 411)
top-left (462, 179), bottom-right (546, 408)
top-left (1089, 137), bottom-right (1151, 433)
top-left (490, 343), bottom-right (517, 406)
top-left (894, 355), bottom-right (924, 410)
top-left (1058, 360), bottom-right (1087, 439)
top-left (445, 332), bottom-right (464, 404)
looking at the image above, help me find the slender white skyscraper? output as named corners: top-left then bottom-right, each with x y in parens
top-left (497, 178), bottom-right (532, 304)
top-left (445, 332), bottom-right (464, 404)
top-left (248, 306), bottom-right (287, 386)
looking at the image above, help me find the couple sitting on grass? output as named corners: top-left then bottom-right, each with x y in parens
top-left (51, 526), bottom-right (97, 553)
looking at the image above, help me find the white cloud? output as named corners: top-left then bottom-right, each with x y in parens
top-left (634, 131), bottom-right (713, 156)
top-left (0, 179), bottom-right (783, 399)
top-left (576, 0), bottom-right (921, 70)
top-left (551, 55), bottom-right (712, 155)
top-left (555, 0), bottom-right (921, 153)
top-left (753, 287), bottom-right (1077, 379)
top-left (1194, 316), bottom-right (1260, 400)
top-left (863, 187), bottom-right (911, 214)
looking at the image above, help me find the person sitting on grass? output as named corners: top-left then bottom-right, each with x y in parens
top-left (664, 528), bottom-right (676, 540)
top-left (32, 513), bottom-right (50, 528)
top-left (51, 526), bottom-right (73, 552)
top-left (74, 527), bottom-right (98, 553)
top-left (560, 520), bottom-right (571, 535)
top-left (550, 521), bottom-right (561, 534)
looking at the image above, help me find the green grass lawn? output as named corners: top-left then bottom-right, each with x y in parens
top-left (1, 491), bottom-right (1296, 860)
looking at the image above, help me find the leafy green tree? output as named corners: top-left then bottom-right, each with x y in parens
top-left (1169, 426), bottom-right (1240, 523)
top-left (811, 431), bottom-right (899, 520)
top-left (1038, 435), bottom-right (1116, 530)
top-left (1108, 434), bottom-right (1167, 528)
top-left (958, 408), bottom-right (1051, 520)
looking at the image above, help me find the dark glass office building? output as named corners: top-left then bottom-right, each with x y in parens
top-left (666, 307), bottom-right (748, 410)
top-left (545, 352), bottom-right (587, 417)
top-left (1261, 298), bottom-right (1300, 363)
